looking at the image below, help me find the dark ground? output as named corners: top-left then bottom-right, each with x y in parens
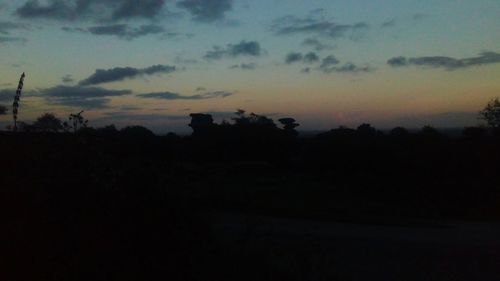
top-left (1, 128), bottom-right (499, 280)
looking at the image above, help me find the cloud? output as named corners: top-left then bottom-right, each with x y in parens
top-left (285, 51), bottom-right (319, 64)
top-left (387, 52), bottom-right (500, 70)
top-left (319, 55), bottom-right (339, 71)
top-left (61, 75), bottom-right (74, 83)
top-left (0, 21), bottom-right (30, 35)
top-left (334, 63), bottom-right (373, 73)
top-left (79, 65), bottom-right (176, 85)
top-left (204, 40), bottom-right (262, 60)
top-left (229, 63), bottom-right (256, 70)
top-left (137, 90), bottom-right (233, 100)
top-left (0, 36), bottom-right (27, 44)
top-left (381, 19), bottom-right (396, 28)
top-left (285, 52), bottom-right (303, 64)
top-left (177, 0), bottom-right (233, 23)
top-left (16, 0), bottom-right (73, 21)
top-left (303, 52), bottom-right (319, 63)
top-left (317, 56), bottom-right (372, 74)
top-left (63, 24), bottom-right (165, 39)
top-left (271, 15), bottom-right (369, 39)
top-left (302, 38), bottom-right (335, 51)
top-left (110, 0), bottom-right (166, 21)
top-left (36, 85), bottom-right (131, 109)
top-left (16, 0), bottom-right (167, 22)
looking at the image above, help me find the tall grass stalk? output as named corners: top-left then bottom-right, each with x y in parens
top-left (12, 72), bottom-right (25, 132)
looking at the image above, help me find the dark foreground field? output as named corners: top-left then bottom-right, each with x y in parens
top-left (1, 129), bottom-right (500, 280)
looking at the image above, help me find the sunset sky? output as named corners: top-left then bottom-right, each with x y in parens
top-left (1, 0), bottom-right (499, 133)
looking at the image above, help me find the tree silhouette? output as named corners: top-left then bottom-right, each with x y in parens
top-left (97, 124), bottom-right (119, 135)
top-left (279, 118), bottom-right (300, 137)
top-left (390, 127), bottom-right (409, 137)
top-left (0, 105), bottom-right (7, 115)
top-left (189, 113), bottom-right (215, 135)
top-left (120, 125), bottom-right (155, 137)
top-left (63, 111), bottom-right (89, 133)
top-left (480, 97), bottom-right (500, 128)
top-left (32, 113), bottom-right (63, 132)
top-left (356, 123), bottom-right (377, 137)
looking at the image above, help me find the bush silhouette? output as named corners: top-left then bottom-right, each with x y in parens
top-left (480, 97), bottom-right (500, 128)
top-left (32, 113), bottom-right (63, 132)
top-left (189, 113), bottom-right (215, 136)
top-left (120, 125), bottom-right (155, 137)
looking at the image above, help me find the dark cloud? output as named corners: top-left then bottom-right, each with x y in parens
top-left (0, 36), bottom-right (27, 44)
top-left (110, 0), bottom-right (166, 21)
top-left (204, 40), bottom-right (262, 60)
top-left (271, 15), bottom-right (369, 39)
top-left (285, 52), bottom-right (303, 64)
top-left (387, 52), bottom-right (500, 70)
top-left (285, 52), bottom-right (319, 64)
top-left (61, 75), bottom-right (74, 83)
top-left (334, 63), bottom-right (373, 73)
top-left (229, 63), bottom-right (256, 70)
top-left (387, 56), bottom-right (407, 67)
top-left (16, 0), bottom-right (167, 22)
top-left (381, 19), bottom-right (396, 28)
top-left (317, 56), bottom-right (372, 74)
top-left (63, 24), bottom-right (165, 39)
top-left (0, 21), bottom-right (30, 35)
top-left (302, 38), bottom-right (335, 51)
top-left (319, 55), bottom-right (339, 72)
top-left (79, 65), bottom-right (176, 86)
top-left (17, 0), bottom-right (74, 21)
top-left (303, 52), bottom-right (319, 63)
top-left (137, 90), bottom-right (233, 100)
top-left (40, 85), bottom-right (131, 98)
top-left (177, 0), bottom-right (233, 23)
top-left (37, 85), bottom-right (131, 109)
top-left (159, 32), bottom-right (195, 40)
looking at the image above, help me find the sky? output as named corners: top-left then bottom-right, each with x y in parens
top-left (0, 0), bottom-right (499, 133)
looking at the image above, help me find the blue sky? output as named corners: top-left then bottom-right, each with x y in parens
top-left (1, 0), bottom-right (499, 133)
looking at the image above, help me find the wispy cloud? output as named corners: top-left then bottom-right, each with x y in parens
top-left (204, 40), bottom-right (262, 60)
top-left (0, 36), bottom-right (27, 45)
top-left (387, 52), bottom-right (500, 70)
top-left (177, 0), bottom-right (233, 23)
top-left (271, 15), bottom-right (369, 39)
top-left (35, 85), bottom-right (131, 109)
top-left (137, 90), bottom-right (233, 100)
top-left (0, 21), bottom-right (30, 35)
top-left (16, 0), bottom-right (167, 22)
top-left (63, 24), bottom-right (165, 40)
top-left (79, 65), bottom-right (176, 86)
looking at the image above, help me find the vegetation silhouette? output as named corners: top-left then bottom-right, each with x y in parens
top-left (480, 97), bottom-right (500, 128)
top-left (0, 104), bottom-right (7, 115)
top-left (32, 113), bottom-right (63, 132)
top-left (2, 101), bottom-right (500, 280)
top-left (12, 72), bottom-right (26, 131)
top-left (63, 110), bottom-right (89, 133)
